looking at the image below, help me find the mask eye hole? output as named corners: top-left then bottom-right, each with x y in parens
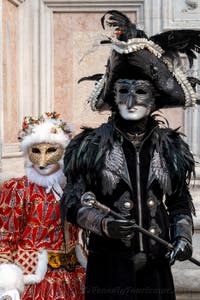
top-left (136, 89), bottom-right (147, 95)
top-left (32, 148), bottom-right (40, 154)
top-left (47, 147), bottom-right (57, 153)
top-left (119, 88), bottom-right (128, 94)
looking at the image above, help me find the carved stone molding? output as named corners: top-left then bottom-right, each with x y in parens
top-left (162, 0), bottom-right (200, 30)
top-left (185, 0), bottom-right (198, 11)
top-left (8, 0), bottom-right (24, 6)
top-left (43, 0), bottom-right (144, 10)
top-left (43, 0), bottom-right (145, 27)
top-left (143, 0), bottom-right (162, 35)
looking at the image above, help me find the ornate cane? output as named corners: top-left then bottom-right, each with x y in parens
top-left (81, 191), bottom-right (200, 267)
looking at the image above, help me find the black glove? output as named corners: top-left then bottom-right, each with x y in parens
top-left (102, 217), bottom-right (135, 239)
top-left (77, 207), bottom-right (106, 236)
top-left (166, 238), bottom-right (193, 265)
top-left (166, 214), bottom-right (193, 265)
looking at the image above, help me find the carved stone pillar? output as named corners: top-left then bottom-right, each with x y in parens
top-left (0, 0), bottom-right (54, 180)
top-left (18, 0), bottom-right (54, 120)
top-left (160, 1), bottom-right (200, 298)
top-left (0, 0), bottom-right (3, 171)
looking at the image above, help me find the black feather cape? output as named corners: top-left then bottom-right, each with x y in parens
top-left (63, 116), bottom-right (195, 197)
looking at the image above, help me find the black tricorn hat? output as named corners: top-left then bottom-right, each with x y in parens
top-left (81, 10), bottom-right (200, 112)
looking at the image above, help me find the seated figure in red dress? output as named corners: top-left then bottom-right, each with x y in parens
top-left (0, 112), bottom-right (85, 300)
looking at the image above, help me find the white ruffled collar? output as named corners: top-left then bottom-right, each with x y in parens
top-left (25, 167), bottom-right (66, 201)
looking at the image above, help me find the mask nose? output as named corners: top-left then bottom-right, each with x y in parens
top-left (38, 152), bottom-right (47, 168)
top-left (127, 94), bottom-right (136, 109)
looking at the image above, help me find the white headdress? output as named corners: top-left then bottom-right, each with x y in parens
top-left (18, 112), bottom-right (73, 155)
top-left (18, 112), bottom-right (74, 194)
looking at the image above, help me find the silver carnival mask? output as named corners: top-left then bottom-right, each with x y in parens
top-left (114, 79), bottom-right (155, 120)
top-left (28, 143), bottom-right (64, 176)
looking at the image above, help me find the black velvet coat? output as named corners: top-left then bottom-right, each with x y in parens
top-left (61, 115), bottom-right (194, 300)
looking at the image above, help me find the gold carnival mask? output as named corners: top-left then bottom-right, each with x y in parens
top-left (28, 143), bottom-right (64, 175)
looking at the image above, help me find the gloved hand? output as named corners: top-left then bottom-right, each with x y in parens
top-left (166, 238), bottom-right (193, 265)
top-left (102, 217), bottom-right (135, 239)
top-left (167, 214), bottom-right (193, 265)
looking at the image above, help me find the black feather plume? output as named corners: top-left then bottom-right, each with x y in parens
top-left (187, 76), bottom-right (200, 90)
top-left (101, 10), bottom-right (147, 41)
top-left (78, 74), bottom-right (103, 84)
top-left (150, 30), bottom-right (200, 67)
top-left (196, 99), bottom-right (200, 105)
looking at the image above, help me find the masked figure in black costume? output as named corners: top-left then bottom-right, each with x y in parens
top-left (61, 11), bottom-right (200, 300)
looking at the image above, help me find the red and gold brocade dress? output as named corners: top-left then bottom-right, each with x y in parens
top-left (0, 176), bottom-right (85, 300)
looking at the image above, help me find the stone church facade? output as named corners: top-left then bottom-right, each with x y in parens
top-left (0, 0), bottom-right (200, 298)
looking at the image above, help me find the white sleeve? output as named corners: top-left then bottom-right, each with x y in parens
top-left (0, 289), bottom-right (21, 300)
top-left (0, 263), bottom-right (24, 297)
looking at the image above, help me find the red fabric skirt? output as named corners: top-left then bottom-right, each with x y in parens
top-left (22, 266), bottom-right (85, 300)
